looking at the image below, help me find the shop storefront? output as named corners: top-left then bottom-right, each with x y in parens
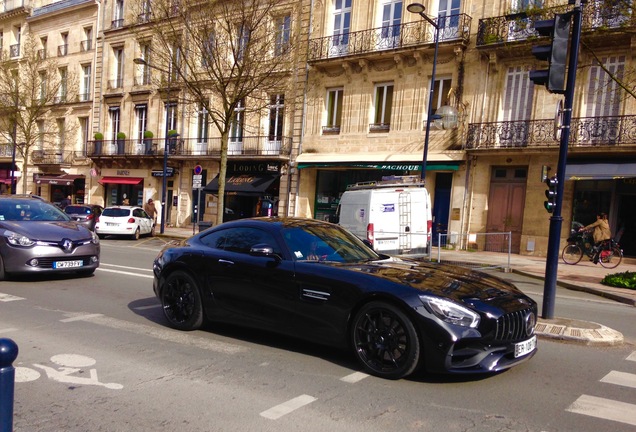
top-left (203, 162), bottom-right (281, 222)
top-left (0, 163), bottom-right (19, 194)
top-left (98, 169), bottom-right (149, 207)
top-left (34, 173), bottom-right (86, 206)
top-left (566, 161), bottom-right (636, 256)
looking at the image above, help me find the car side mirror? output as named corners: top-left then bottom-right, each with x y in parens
top-left (250, 243), bottom-right (282, 262)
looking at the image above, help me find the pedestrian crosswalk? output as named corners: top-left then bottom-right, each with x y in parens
top-left (566, 350), bottom-right (636, 427)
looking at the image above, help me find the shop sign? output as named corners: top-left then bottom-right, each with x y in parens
top-left (151, 167), bottom-right (175, 177)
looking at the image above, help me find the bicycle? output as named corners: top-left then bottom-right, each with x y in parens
top-left (561, 226), bottom-right (623, 269)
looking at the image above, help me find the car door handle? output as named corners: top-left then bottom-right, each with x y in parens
top-left (218, 259), bottom-right (234, 265)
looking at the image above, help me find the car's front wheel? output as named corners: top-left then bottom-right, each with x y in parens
top-left (351, 301), bottom-right (420, 380)
top-left (160, 270), bottom-right (204, 331)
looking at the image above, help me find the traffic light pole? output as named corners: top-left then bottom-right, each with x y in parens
top-left (542, 3), bottom-right (582, 319)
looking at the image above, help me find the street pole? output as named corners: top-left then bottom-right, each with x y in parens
top-left (407, 3), bottom-right (440, 183)
top-left (542, 3), bottom-right (582, 319)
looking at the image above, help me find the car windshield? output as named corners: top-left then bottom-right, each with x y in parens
top-left (103, 208), bottom-right (131, 217)
top-left (0, 199), bottom-right (71, 222)
top-left (282, 224), bottom-right (380, 263)
top-left (65, 206), bottom-right (91, 215)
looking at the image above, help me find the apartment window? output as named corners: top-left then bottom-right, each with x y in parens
top-left (380, 0), bottom-right (402, 46)
top-left (372, 83), bottom-right (393, 131)
top-left (137, 43), bottom-right (151, 85)
top-left (168, 42), bottom-right (181, 83)
top-left (81, 27), bottom-right (93, 51)
top-left (113, 0), bottom-right (124, 28)
top-left (274, 15), bottom-right (291, 56)
top-left (110, 107), bottom-right (121, 140)
top-left (503, 68), bottom-right (533, 121)
top-left (112, 48), bottom-right (124, 88)
top-left (58, 32), bottom-right (68, 56)
top-left (39, 36), bottom-right (47, 59)
top-left (81, 64), bottom-right (91, 101)
top-left (197, 104), bottom-right (209, 143)
top-left (586, 56), bottom-right (624, 117)
top-left (57, 119), bottom-right (65, 158)
top-left (164, 102), bottom-right (177, 135)
top-left (139, 0), bottom-right (152, 23)
top-left (230, 99), bottom-right (245, 142)
top-left (80, 117), bottom-right (89, 149)
top-left (325, 88), bottom-right (343, 133)
top-left (57, 67), bottom-right (68, 103)
top-left (332, 0), bottom-right (351, 55)
top-left (135, 104), bottom-right (148, 140)
top-left (10, 26), bottom-right (20, 57)
top-left (430, 77), bottom-right (452, 113)
top-left (39, 71), bottom-right (47, 102)
top-left (236, 23), bottom-right (250, 61)
top-left (202, 32), bottom-right (215, 67)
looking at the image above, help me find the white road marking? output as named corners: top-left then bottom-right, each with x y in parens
top-left (0, 293), bottom-right (25, 302)
top-left (60, 314), bottom-right (104, 323)
top-left (97, 268), bottom-right (153, 278)
top-left (100, 263), bottom-right (153, 272)
top-left (61, 313), bottom-right (244, 354)
top-left (600, 370), bottom-right (636, 389)
top-left (0, 327), bottom-right (18, 334)
top-left (260, 394), bottom-right (317, 420)
top-left (566, 394), bottom-right (636, 426)
top-left (627, 351), bottom-right (636, 362)
top-left (340, 371), bottom-right (369, 383)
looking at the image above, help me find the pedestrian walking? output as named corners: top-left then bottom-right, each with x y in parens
top-left (144, 198), bottom-right (157, 226)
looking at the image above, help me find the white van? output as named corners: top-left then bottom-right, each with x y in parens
top-left (336, 176), bottom-right (432, 254)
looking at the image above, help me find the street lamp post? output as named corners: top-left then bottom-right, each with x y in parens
top-left (407, 3), bottom-right (440, 183)
top-left (134, 57), bottom-right (170, 234)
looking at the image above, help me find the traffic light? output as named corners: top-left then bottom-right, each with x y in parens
top-left (544, 176), bottom-right (558, 213)
top-left (529, 13), bottom-right (571, 94)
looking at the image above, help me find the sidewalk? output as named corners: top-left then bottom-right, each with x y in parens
top-left (159, 226), bottom-right (633, 346)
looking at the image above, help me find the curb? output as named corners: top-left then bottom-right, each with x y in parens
top-left (535, 319), bottom-right (624, 346)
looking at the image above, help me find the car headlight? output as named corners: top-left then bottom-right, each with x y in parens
top-left (420, 295), bottom-right (480, 328)
top-left (4, 230), bottom-right (36, 247)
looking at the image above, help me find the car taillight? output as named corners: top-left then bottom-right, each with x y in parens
top-left (87, 214), bottom-right (94, 220)
top-left (128, 218), bottom-right (135, 224)
top-left (95, 216), bottom-right (100, 222)
top-left (367, 223), bottom-right (374, 246)
top-left (427, 219), bottom-right (433, 234)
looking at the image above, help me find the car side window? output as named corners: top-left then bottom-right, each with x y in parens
top-left (200, 227), bottom-right (280, 255)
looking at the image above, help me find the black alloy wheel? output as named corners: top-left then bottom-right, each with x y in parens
top-left (161, 270), bottom-right (204, 331)
top-left (351, 301), bottom-right (420, 380)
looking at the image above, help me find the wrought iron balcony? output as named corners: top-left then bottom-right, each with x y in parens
top-left (80, 40), bottom-right (92, 52)
top-left (465, 115), bottom-right (636, 150)
top-left (31, 149), bottom-right (74, 166)
top-left (308, 14), bottom-right (471, 62)
top-left (477, 2), bottom-right (633, 47)
top-left (58, 44), bottom-right (68, 57)
top-left (87, 136), bottom-right (293, 158)
top-left (9, 44), bottom-right (20, 58)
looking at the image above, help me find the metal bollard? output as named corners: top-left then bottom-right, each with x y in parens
top-left (0, 338), bottom-right (18, 432)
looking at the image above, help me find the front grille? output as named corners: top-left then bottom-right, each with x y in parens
top-left (494, 309), bottom-right (534, 341)
top-left (33, 256), bottom-right (93, 269)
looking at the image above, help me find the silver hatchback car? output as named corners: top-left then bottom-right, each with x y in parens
top-left (0, 196), bottom-right (100, 280)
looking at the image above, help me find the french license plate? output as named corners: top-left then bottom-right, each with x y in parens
top-left (54, 260), bottom-right (83, 269)
top-left (514, 335), bottom-right (537, 358)
top-left (106, 222), bottom-right (118, 227)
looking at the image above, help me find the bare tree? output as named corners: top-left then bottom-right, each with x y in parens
top-left (0, 35), bottom-right (78, 193)
top-left (132, 0), bottom-right (303, 224)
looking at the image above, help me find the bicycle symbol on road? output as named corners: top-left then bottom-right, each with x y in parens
top-left (15, 353), bottom-right (123, 390)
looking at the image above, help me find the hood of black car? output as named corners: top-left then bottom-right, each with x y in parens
top-left (341, 257), bottom-right (530, 305)
top-left (0, 221), bottom-right (91, 242)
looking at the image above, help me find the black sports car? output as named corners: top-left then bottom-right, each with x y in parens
top-left (152, 217), bottom-right (537, 379)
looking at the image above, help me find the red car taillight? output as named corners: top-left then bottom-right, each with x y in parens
top-left (86, 214), bottom-right (94, 220)
top-left (127, 217), bottom-right (135, 224)
top-left (367, 223), bottom-right (374, 247)
top-left (95, 216), bottom-right (100, 222)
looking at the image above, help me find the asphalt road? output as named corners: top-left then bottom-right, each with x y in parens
top-left (0, 237), bottom-right (634, 431)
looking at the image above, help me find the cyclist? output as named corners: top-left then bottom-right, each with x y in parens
top-left (581, 212), bottom-right (612, 263)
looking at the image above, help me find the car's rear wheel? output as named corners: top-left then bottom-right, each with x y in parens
top-left (161, 270), bottom-right (204, 331)
top-left (131, 228), bottom-right (140, 240)
top-left (351, 301), bottom-right (420, 380)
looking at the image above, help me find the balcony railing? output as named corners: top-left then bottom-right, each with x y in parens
top-left (465, 115), bottom-right (636, 149)
top-left (9, 44), bottom-right (19, 58)
top-left (134, 73), bottom-right (151, 86)
top-left (308, 14), bottom-right (471, 62)
top-left (2, 0), bottom-right (26, 13)
top-left (58, 44), bottom-right (68, 56)
top-left (107, 79), bottom-right (123, 89)
top-left (477, 2), bottom-right (633, 46)
top-left (80, 40), bottom-right (92, 52)
top-left (111, 18), bottom-right (124, 29)
top-left (87, 136), bottom-right (293, 157)
top-left (31, 150), bottom-right (74, 165)
top-left (37, 49), bottom-right (47, 59)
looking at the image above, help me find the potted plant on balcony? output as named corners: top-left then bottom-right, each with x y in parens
top-left (93, 132), bottom-right (103, 155)
top-left (116, 132), bottom-right (126, 154)
top-left (167, 129), bottom-right (179, 154)
top-left (143, 130), bottom-right (154, 154)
